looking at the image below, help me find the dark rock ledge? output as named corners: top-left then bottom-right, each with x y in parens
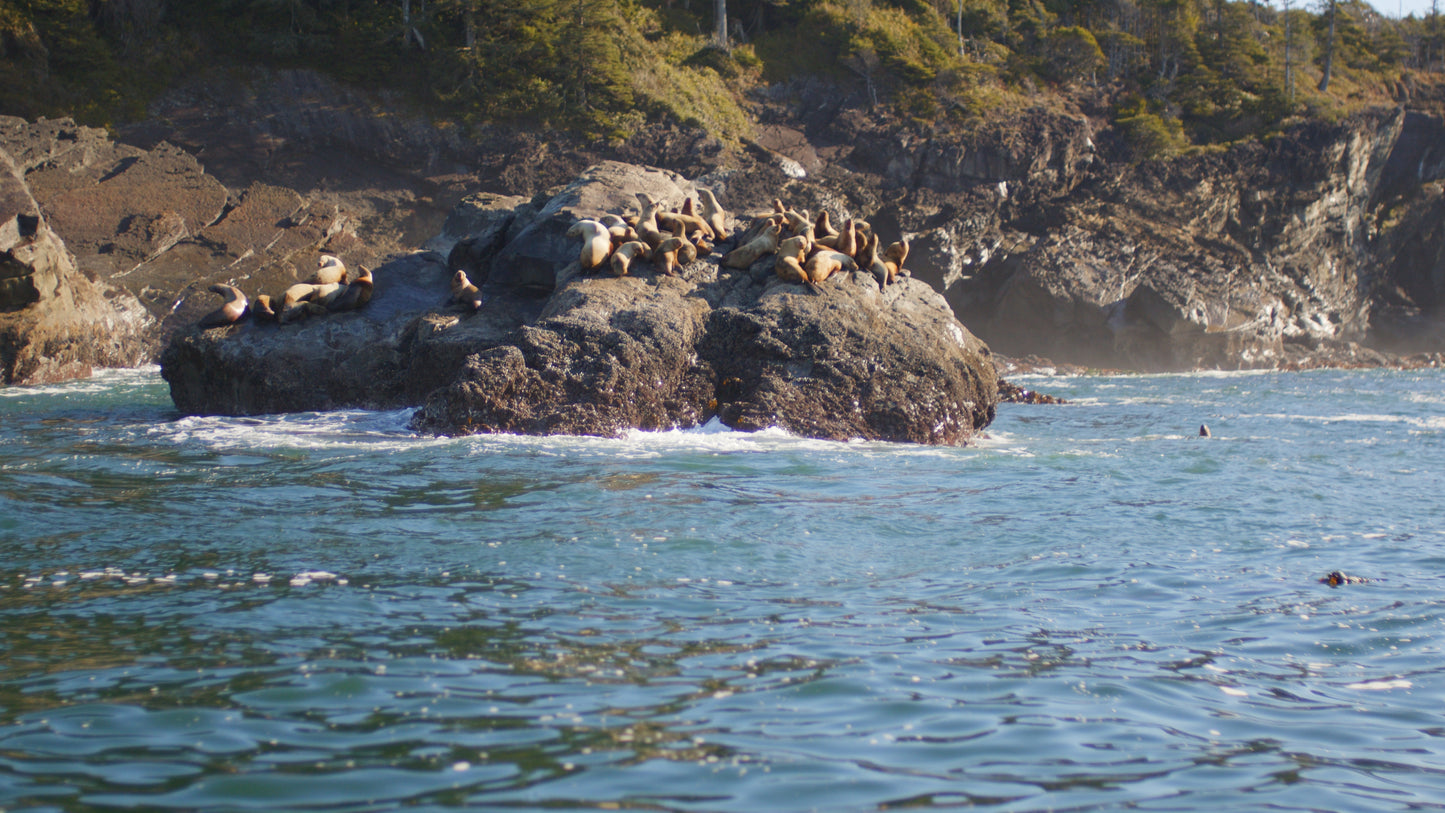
top-left (161, 161), bottom-right (999, 444)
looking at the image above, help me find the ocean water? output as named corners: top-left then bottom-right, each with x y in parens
top-left (1, 366), bottom-right (1443, 811)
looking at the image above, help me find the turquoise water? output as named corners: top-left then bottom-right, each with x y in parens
top-left (2, 367), bottom-right (1443, 811)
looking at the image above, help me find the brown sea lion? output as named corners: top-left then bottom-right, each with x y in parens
top-left (803, 250), bottom-right (858, 285)
top-left (884, 240), bottom-right (910, 283)
top-left (654, 236), bottom-right (687, 277)
top-left (736, 213), bottom-right (782, 247)
top-left (721, 222), bottom-right (782, 269)
top-left (609, 240), bottom-right (651, 276)
top-left (815, 211), bottom-right (839, 241)
top-left (450, 269), bottom-right (484, 310)
top-left (282, 282), bottom-right (319, 307)
top-left (251, 293), bottom-right (278, 323)
top-left (774, 235), bottom-right (812, 286)
top-left (835, 219), bottom-right (858, 258)
top-left (861, 234), bottom-right (889, 290)
top-left (279, 299), bottom-right (326, 325)
top-left (566, 219), bottom-right (613, 271)
top-left (328, 266), bottom-right (373, 312)
top-left (198, 284), bottom-right (248, 328)
top-left (782, 209), bottom-right (812, 237)
top-left (637, 201), bottom-right (667, 250)
top-left (312, 281), bottom-right (346, 309)
top-left (698, 189), bottom-right (729, 240)
top-left (689, 230), bottom-right (713, 257)
top-left (600, 214), bottom-right (636, 246)
top-left (311, 254), bottom-right (348, 285)
top-left (659, 211), bottom-right (713, 240)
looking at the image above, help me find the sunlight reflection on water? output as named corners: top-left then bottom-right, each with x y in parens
top-left (2, 367), bottom-right (1444, 810)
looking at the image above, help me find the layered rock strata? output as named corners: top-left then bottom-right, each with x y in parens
top-left (0, 146), bottom-right (151, 385)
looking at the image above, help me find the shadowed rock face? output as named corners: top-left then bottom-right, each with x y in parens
top-left (877, 108), bottom-right (1445, 370)
top-left (0, 146), bottom-right (152, 385)
top-left (163, 162), bottom-right (998, 445)
top-left (0, 115), bottom-right (393, 350)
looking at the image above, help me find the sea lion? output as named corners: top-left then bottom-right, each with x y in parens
top-left (815, 211), bottom-right (839, 241)
top-left (835, 219), bottom-right (858, 258)
top-left (853, 220), bottom-right (874, 244)
top-left (198, 284), bottom-right (248, 328)
top-left (861, 234), bottom-right (889, 290)
top-left (280, 301), bottom-right (328, 324)
top-left (883, 240), bottom-right (910, 282)
top-left (774, 234), bottom-right (812, 286)
top-left (251, 293), bottom-right (278, 323)
top-left (736, 213), bottom-right (782, 247)
top-left (782, 208), bottom-right (811, 237)
top-left (654, 236), bottom-right (688, 276)
top-left (311, 254), bottom-right (348, 285)
top-left (659, 211), bottom-right (713, 240)
top-left (1199, 424), bottom-right (1212, 438)
top-left (637, 201), bottom-right (667, 250)
top-left (282, 282), bottom-right (319, 307)
top-left (566, 219), bottom-right (613, 271)
top-left (600, 214), bottom-right (636, 246)
top-left (674, 234), bottom-right (699, 265)
top-left (1320, 571), bottom-right (1369, 586)
top-left (328, 265), bottom-right (373, 312)
top-left (312, 281), bottom-right (346, 309)
top-left (721, 222), bottom-right (782, 269)
top-left (775, 255), bottom-right (809, 286)
top-left (609, 240), bottom-right (651, 276)
top-left (698, 189), bottom-right (729, 240)
top-left (450, 269), bottom-right (484, 310)
top-left (803, 250), bottom-right (858, 285)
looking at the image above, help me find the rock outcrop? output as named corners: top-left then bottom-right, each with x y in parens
top-left (162, 162), bottom-right (998, 445)
top-left (0, 146), bottom-right (152, 385)
top-left (0, 115), bottom-right (393, 355)
top-left (792, 103), bottom-right (1445, 371)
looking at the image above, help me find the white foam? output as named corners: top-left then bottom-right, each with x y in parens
top-left (1242, 412), bottom-right (1445, 430)
top-left (1346, 679), bottom-right (1412, 691)
top-left (154, 408), bottom-right (423, 452)
top-left (0, 365), bottom-right (163, 398)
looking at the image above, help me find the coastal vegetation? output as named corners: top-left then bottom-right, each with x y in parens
top-left (0, 0), bottom-right (1441, 152)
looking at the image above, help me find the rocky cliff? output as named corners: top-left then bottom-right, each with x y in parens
top-left (6, 68), bottom-right (1445, 385)
top-left (0, 145), bottom-right (151, 385)
top-left (752, 96), bottom-right (1445, 371)
top-left (0, 115), bottom-right (402, 355)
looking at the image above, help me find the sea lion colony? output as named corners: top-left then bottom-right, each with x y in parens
top-left (195, 254), bottom-right (374, 328)
top-left (565, 192), bottom-right (912, 292)
top-left (197, 193), bottom-right (913, 329)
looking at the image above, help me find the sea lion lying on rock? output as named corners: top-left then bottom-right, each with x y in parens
top-left (328, 266), bottom-right (373, 312)
top-left (198, 284), bottom-right (248, 328)
top-left (311, 254), bottom-right (348, 285)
